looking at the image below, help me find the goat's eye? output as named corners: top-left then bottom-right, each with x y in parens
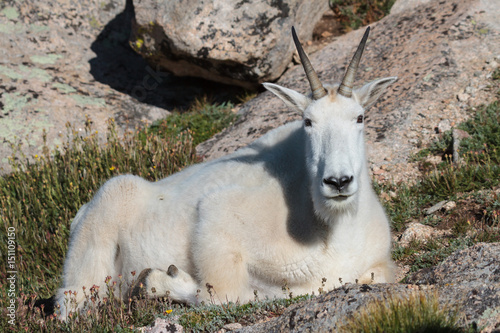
top-left (304, 118), bottom-right (312, 127)
top-left (357, 115), bottom-right (364, 124)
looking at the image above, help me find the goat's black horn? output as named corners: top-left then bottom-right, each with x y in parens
top-left (338, 27), bottom-right (370, 98)
top-left (292, 26), bottom-right (327, 100)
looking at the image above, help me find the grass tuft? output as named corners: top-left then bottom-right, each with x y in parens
top-left (329, 0), bottom-right (396, 30)
top-left (146, 96), bottom-right (237, 146)
top-left (339, 292), bottom-right (463, 333)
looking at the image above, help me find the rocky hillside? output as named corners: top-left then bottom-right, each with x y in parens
top-left (2, 0), bottom-right (498, 181)
top-left (198, 0), bottom-right (499, 184)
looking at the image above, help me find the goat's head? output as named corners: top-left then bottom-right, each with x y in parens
top-left (264, 27), bottom-right (397, 216)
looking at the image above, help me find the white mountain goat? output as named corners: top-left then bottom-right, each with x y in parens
top-left (55, 27), bottom-right (397, 319)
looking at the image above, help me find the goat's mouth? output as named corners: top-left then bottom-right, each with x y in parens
top-left (331, 195), bottom-right (350, 201)
top-left (324, 193), bottom-right (355, 202)
top-left (321, 193), bottom-right (357, 212)
top-left (316, 182), bottom-right (358, 205)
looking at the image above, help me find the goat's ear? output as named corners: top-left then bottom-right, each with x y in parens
top-left (354, 77), bottom-right (397, 109)
top-left (263, 82), bottom-right (312, 113)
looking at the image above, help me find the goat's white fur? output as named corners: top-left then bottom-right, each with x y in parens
top-left (55, 50), bottom-right (397, 320)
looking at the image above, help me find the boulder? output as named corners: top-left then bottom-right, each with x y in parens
top-left (131, 0), bottom-right (329, 89)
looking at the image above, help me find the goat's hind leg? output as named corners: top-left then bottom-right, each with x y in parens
top-left (129, 265), bottom-right (199, 304)
top-left (56, 175), bottom-right (146, 318)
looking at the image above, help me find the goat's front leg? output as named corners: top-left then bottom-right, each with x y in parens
top-left (358, 259), bottom-right (396, 284)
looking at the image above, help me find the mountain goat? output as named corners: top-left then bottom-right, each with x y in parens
top-left (56, 27), bottom-right (397, 319)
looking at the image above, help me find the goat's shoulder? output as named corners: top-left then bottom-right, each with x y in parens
top-left (157, 121), bottom-right (306, 197)
top-left (245, 121), bottom-right (303, 152)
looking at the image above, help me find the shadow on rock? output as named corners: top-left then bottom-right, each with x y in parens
top-left (89, 0), bottom-right (245, 112)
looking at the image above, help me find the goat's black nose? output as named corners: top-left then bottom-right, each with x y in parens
top-left (323, 176), bottom-right (353, 191)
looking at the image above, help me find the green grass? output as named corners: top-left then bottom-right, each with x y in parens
top-left (175, 294), bottom-right (311, 331)
top-left (392, 237), bottom-right (475, 274)
top-left (379, 101), bottom-right (499, 230)
top-left (339, 292), bottom-right (463, 333)
top-left (146, 97), bottom-right (237, 146)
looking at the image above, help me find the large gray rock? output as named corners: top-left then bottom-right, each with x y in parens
top-left (0, 0), bottom-right (154, 173)
top-left (131, 0), bottom-right (329, 89)
top-left (407, 242), bottom-right (500, 332)
top-left (0, 0), bottom-right (244, 174)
